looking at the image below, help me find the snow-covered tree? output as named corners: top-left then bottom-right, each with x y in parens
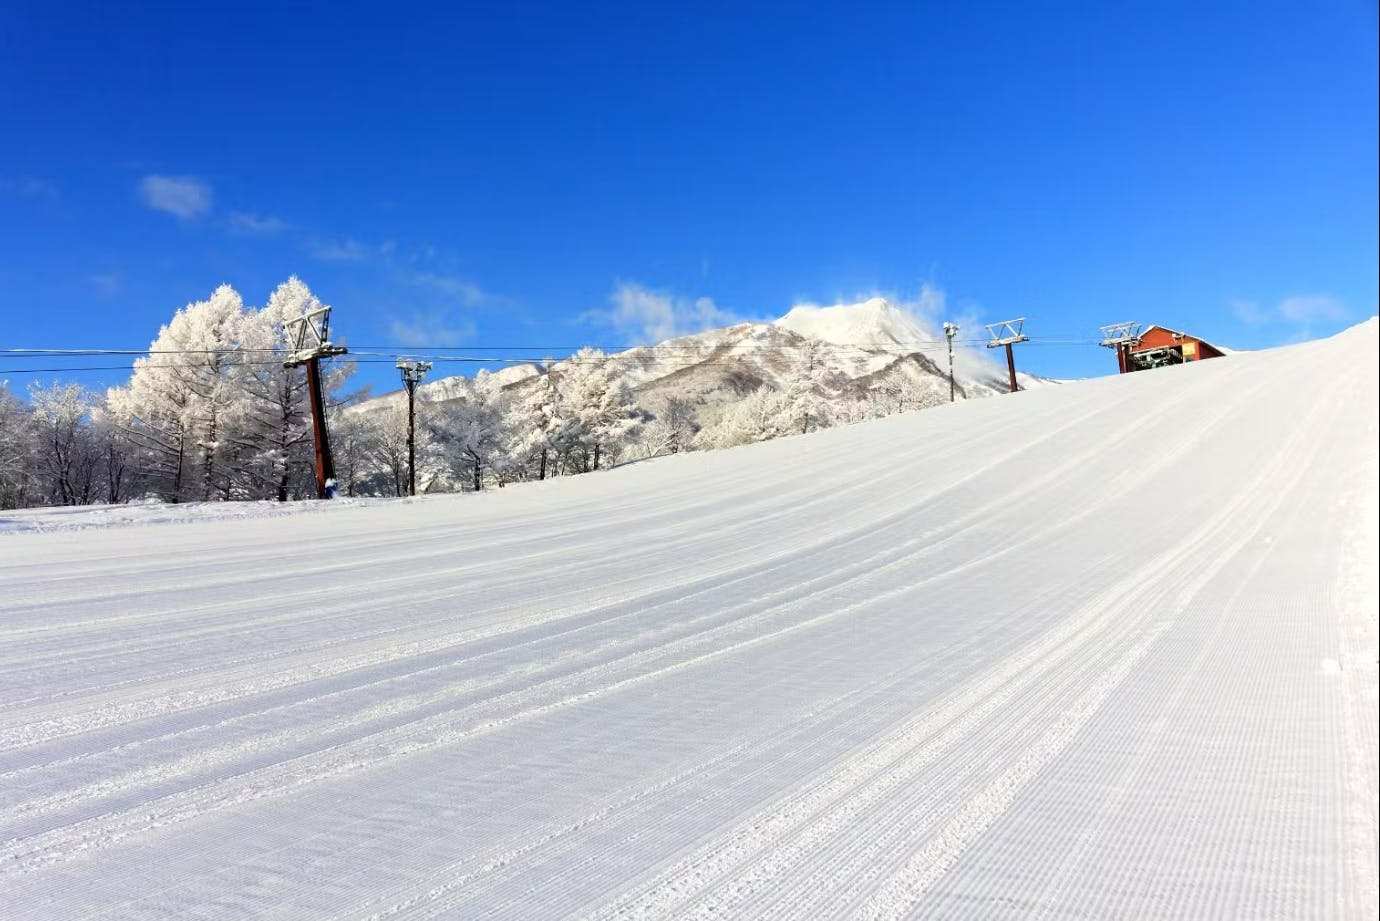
top-left (232, 277), bottom-right (318, 500)
top-left (28, 381), bottom-right (100, 505)
top-left (0, 383), bottom-right (36, 508)
top-left (696, 385), bottom-right (796, 449)
top-left (557, 348), bottom-right (639, 471)
top-left (103, 278), bottom-right (353, 503)
top-left (508, 364), bottom-right (569, 480)
top-left (104, 285), bottom-right (249, 501)
top-left (331, 409), bottom-right (376, 498)
top-left (430, 370), bottom-right (510, 491)
top-left (632, 396), bottom-right (698, 459)
top-left (785, 337), bottom-right (837, 435)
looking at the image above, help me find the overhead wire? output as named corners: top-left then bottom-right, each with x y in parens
top-left (0, 334), bottom-right (1103, 377)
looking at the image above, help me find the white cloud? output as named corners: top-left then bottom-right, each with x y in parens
top-left (89, 273), bottom-right (121, 296)
top-left (308, 238), bottom-right (398, 262)
top-left (593, 281), bottom-right (742, 343)
top-left (387, 311), bottom-right (475, 347)
top-left (227, 211), bottom-right (287, 234)
top-left (1229, 299), bottom-right (1272, 326)
top-left (1230, 293), bottom-right (1348, 332)
top-left (409, 272), bottom-right (487, 306)
top-left (1276, 294), bottom-right (1346, 325)
top-left (138, 175), bottom-right (212, 219)
top-left (308, 238), bottom-right (370, 261)
top-left (0, 176), bottom-right (58, 200)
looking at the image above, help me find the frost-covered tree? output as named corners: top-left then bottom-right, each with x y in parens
top-left (232, 278), bottom-right (317, 500)
top-left (0, 383), bottom-right (37, 508)
top-left (508, 364), bottom-right (569, 480)
top-left (103, 278), bottom-right (353, 503)
top-left (696, 386), bottom-right (796, 449)
top-left (633, 396), bottom-right (698, 459)
top-left (369, 406), bottom-right (414, 496)
top-left (105, 285), bottom-right (249, 501)
top-left (331, 409), bottom-right (377, 498)
top-left (558, 348), bottom-right (639, 471)
top-left (430, 370), bottom-right (509, 491)
top-left (28, 381), bottom-right (100, 506)
top-left (785, 337), bottom-right (837, 435)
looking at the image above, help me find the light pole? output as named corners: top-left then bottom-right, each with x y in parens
top-left (943, 321), bottom-right (959, 402)
top-left (396, 359), bottom-right (432, 497)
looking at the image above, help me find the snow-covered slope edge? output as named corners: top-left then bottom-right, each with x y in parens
top-left (0, 320), bottom-right (1374, 919)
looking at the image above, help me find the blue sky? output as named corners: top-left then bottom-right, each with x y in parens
top-left (1, 0), bottom-right (1376, 395)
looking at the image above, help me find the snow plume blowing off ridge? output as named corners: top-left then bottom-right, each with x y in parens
top-left (774, 288), bottom-right (1006, 382)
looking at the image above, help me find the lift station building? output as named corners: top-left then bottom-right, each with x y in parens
top-left (1126, 325), bottom-right (1227, 371)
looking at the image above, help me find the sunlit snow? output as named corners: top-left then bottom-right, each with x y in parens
top-left (1, 321), bottom-right (1375, 919)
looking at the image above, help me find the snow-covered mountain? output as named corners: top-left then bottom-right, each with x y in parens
top-left (358, 298), bottom-right (1051, 425)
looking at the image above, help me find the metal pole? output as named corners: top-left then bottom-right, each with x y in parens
top-left (949, 342), bottom-right (955, 402)
top-left (406, 379), bottom-right (417, 497)
top-left (396, 359), bottom-right (431, 498)
top-left (305, 357), bottom-right (337, 498)
top-left (943, 321), bottom-right (958, 402)
top-left (1004, 342), bottom-right (1018, 393)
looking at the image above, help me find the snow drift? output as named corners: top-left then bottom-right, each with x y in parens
top-left (0, 321), bottom-right (1375, 919)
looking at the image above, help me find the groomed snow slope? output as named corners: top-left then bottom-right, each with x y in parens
top-left (1, 322), bottom-right (1376, 920)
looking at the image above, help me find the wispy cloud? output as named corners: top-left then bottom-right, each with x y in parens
top-left (308, 238), bottom-right (370, 262)
top-left (0, 176), bottom-right (58, 200)
top-left (227, 211), bottom-right (287, 234)
top-left (1231, 293), bottom-right (1348, 335)
top-left (587, 281), bottom-right (742, 344)
top-left (387, 311), bottom-right (476, 347)
top-left (1276, 294), bottom-right (1346, 325)
top-left (308, 238), bottom-right (396, 262)
top-left (89, 273), bottom-right (121, 296)
top-left (138, 175), bottom-right (212, 219)
top-left (408, 271), bottom-right (488, 306)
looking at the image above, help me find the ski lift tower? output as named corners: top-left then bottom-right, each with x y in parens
top-left (1099, 322), bottom-right (1142, 374)
top-left (985, 318), bottom-right (1029, 393)
top-left (283, 306), bottom-right (349, 499)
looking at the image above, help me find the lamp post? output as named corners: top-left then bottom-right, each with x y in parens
top-left (942, 321), bottom-right (959, 402)
top-left (396, 359), bottom-right (432, 497)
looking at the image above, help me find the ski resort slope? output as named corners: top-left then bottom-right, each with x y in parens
top-left (1, 322), bottom-right (1376, 920)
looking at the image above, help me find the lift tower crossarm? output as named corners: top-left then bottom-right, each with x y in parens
top-left (984, 318), bottom-right (1029, 393)
top-left (1099, 321), bottom-right (1142, 374)
top-left (283, 307), bottom-right (349, 499)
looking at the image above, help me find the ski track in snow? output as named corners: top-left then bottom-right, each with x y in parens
top-left (0, 322), bottom-right (1376, 919)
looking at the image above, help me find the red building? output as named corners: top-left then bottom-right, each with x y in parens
top-left (1125, 325), bottom-right (1226, 371)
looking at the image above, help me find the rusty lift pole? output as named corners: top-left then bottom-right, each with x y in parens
top-left (396, 359), bottom-right (432, 497)
top-left (1099, 322), bottom-right (1142, 375)
top-left (943, 321), bottom-right (959, 402)
top-left (984, 318), bottom-right (1030, 393)
top-left (284, 306), bottom-right (348, 499)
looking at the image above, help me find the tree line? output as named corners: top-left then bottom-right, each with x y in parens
top-left (1, 280), bottom-right (942, 509)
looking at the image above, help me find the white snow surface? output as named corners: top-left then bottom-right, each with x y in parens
top-left (1, 322), bottom-right (1376, 919)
